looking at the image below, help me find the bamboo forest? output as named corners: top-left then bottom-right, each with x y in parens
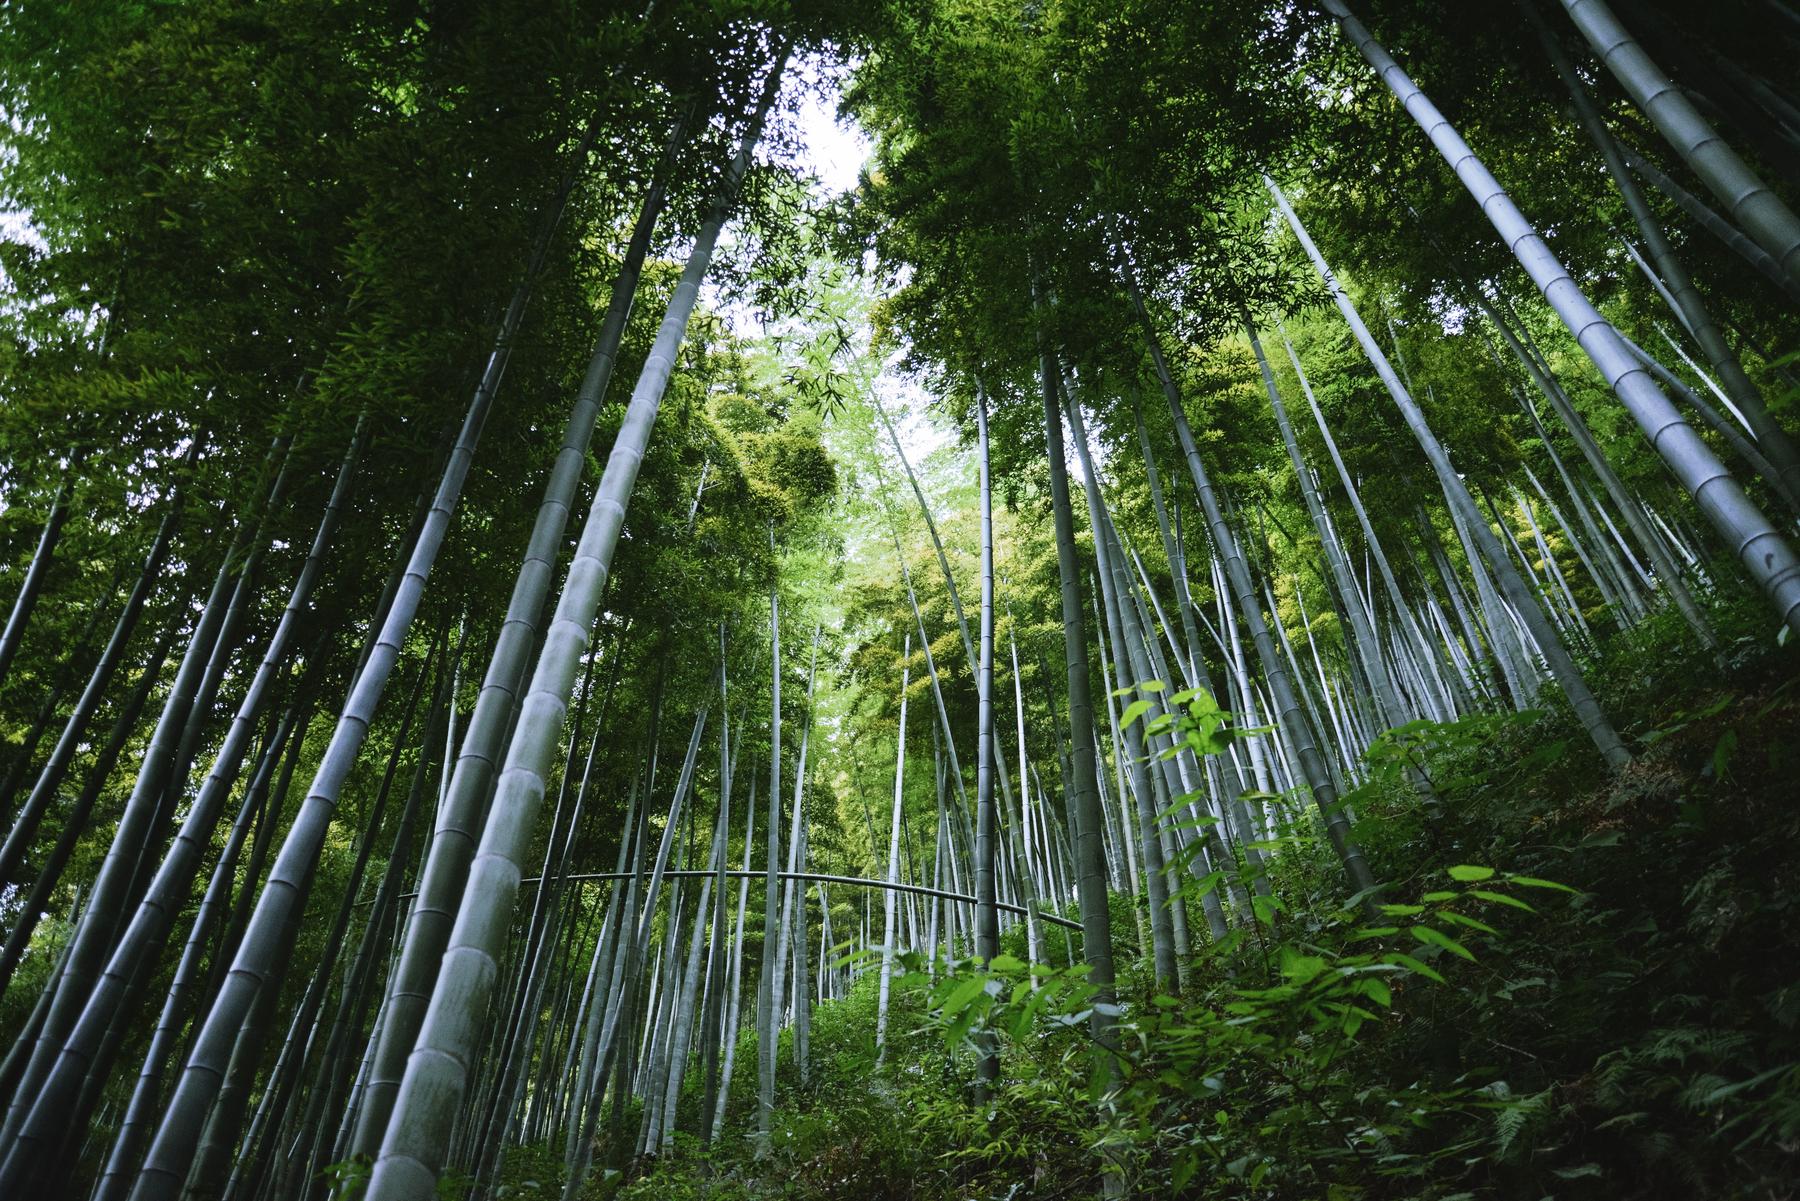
top-left (5, 1), bottom-right (1800, 1197)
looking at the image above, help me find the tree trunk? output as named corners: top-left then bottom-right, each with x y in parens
top-left (0, 466), bottom-right (75, 695)
top-left (361, 60), bottom-right (784, 1201)
top-left (1127, 276), bottom-right (1379, 895)
top-left (1558, 0), bottom-right (1800, 288)
top-left (1323, 0), bottom-right (1800, 638)
top-left (972, 388), bottom-right (1000, 1090)
top-left (875, 636), bottom-right (910, 1061)
top-left (1032, 296), bottom-right (1118, 1055)
top-left (1269, 176), bottom-right (1632, 770)
top-left (348, 101), bottom-right (690, 1160)
top-left (1529, 6), bottom-right (1800, 513)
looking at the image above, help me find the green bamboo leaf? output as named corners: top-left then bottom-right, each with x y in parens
top-left (1411, 925), bottom-right (1476, 961)
top-left (1469, 889), bottom-right (1536, 911)
top-left (1438, 910), bottom-right (1500, 935)
top-left (1509, 875), bottom-right (1579, 892)
top-left (941, 974), bottom-right (989, 1017)
top-left (1382, 951), bottom-right (1446, 983)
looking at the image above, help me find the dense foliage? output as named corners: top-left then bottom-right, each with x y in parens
top-left (1, 1), bottom-right (1797, 1198)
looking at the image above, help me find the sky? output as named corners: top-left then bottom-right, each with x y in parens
top-left (793, 61), bottom-right (956, 465)
top-left (718, 55), bottom-right (956, 469)
top-left (789, 56), bottom-right (872, 198)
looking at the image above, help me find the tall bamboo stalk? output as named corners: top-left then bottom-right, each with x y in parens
top-left (1323, 0), bottom-right (1800, 638)
top-left (0, 420), bottom-right (368, 1191)
top-left (1249, 323), bottom-right (1410, 732)
top-left (362, 58), bottom-right (783, 1201)
top-left (1620, 146), bottom-right (1800, 304)
top-left (0, 494), bottom-right (182, 889)
top-left (1558, 0), bottom-right (1800, 288)
top-left (875, 635), bottom-right (910, 1061)
top-left (1534, 8), bottom-right (1800, 510)
top-left (1, 438), bottom-right (286, 1155)
top-left (350, 104), bottom-right (690, 1159)
top-left (1125, 276), bottom-right (1378, 894)
top-left (0, 466), bottom-right (75, 695)
top-left (1032, 299), bottom-right (1119, 1051)
top-left (757, 540), bottom-right (784, 1155)
top-left (1268, 177), bottom-right (1632, 770)
top-left (972, 389), bottom-right (1000, 1089)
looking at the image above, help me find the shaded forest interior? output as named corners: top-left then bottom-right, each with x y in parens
top-left (1, 1), bottom-right (1798, 1198)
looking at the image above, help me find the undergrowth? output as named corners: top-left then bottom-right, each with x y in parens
top-left (507, 594), bottom-right (1800, 1201)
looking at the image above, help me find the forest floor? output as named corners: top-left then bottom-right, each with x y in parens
top-left (507, 597), bottom-right (1800, 1201)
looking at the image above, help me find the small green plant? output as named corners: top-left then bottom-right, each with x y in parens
top-left (320, 1156), bottom-right (369, 1201)
top-left (321, 1155), bottom-right (473, 1201)
top-left (903, 863), bottom-right (1566, 1196)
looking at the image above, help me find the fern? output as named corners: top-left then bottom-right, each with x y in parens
top-left (1488, 1085), bottom-right (1550, 1160)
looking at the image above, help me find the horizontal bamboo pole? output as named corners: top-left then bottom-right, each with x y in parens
top-left (377, 870), bottom-right (1083, 931)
